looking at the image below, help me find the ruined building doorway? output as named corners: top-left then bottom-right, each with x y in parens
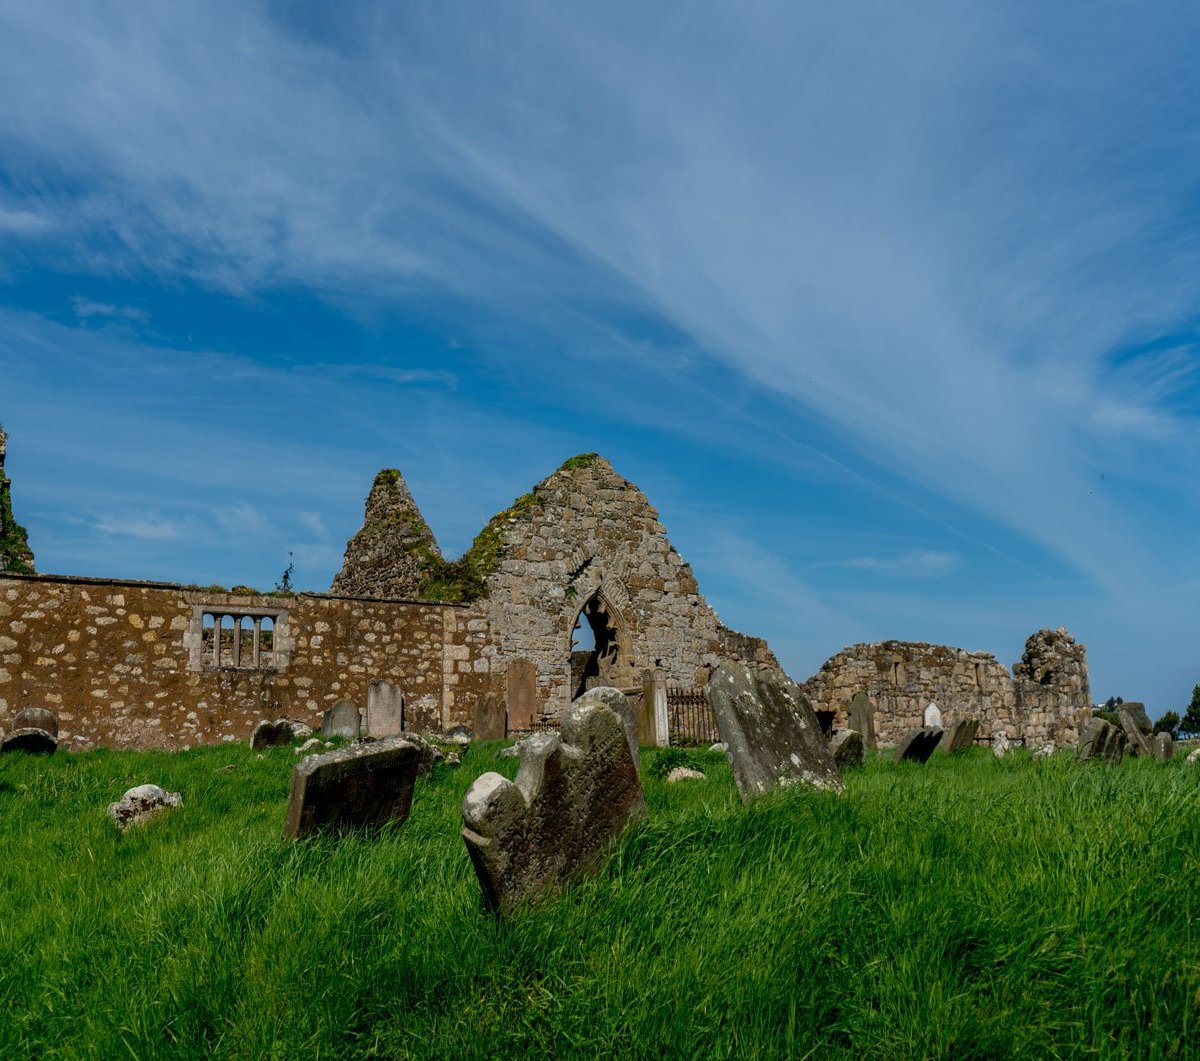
top-left (570, 591), bottom-right (628, 699)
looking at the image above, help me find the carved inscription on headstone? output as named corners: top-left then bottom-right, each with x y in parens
top-left (705, 662), bottom-right (843, 801)
top-left (461, 700), bottom-right (646, 914)
top-left (367, 680), bottom-right (404, 738)
top-left (506, 658), bottom-right (539, 731)
top-left (283, 737), bottom-right (420, 840)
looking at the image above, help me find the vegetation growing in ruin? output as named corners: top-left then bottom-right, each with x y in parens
top-left (0, 472), bottom-right (34, 575)
top-left (1, 744), bottom-right (1197, 1057)
top-left (558, 452), bottom-right (599, 471)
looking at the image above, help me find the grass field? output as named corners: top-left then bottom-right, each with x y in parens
top-left (1, 739), bottom-right (1198, 1058)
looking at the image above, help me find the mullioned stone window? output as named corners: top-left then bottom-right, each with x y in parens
top-left (186, 605), bottom-right (291, 672)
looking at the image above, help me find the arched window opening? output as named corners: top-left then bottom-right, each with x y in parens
top-left (570, 592), bottom-right (624, 699)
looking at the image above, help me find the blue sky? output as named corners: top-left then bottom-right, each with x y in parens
top-left (2, 2), bottom-right (1199, 717)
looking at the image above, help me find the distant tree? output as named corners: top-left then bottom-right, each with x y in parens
top-left (1154, 710), bottom-right (1180, 740)
top-left (1181, 686), bottom-right (1200, 738)
top-left (1103, 696), bottom-right (1125, 710)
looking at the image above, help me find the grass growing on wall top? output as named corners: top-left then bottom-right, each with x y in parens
top-left (1, 744), bottom-right (1197, 1057)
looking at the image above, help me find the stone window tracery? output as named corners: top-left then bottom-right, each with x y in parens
top-left (189, 605), bottom-right (288, 672)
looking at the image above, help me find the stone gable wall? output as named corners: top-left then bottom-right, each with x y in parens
top-left (802, 629), bottom-right (1091, 747)
top-left (0, 573), bottom-right (500, 750)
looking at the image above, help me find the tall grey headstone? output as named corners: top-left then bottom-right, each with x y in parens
top-left (367, 680), bottom-right (404, 738)
top-left (1153, 731), bottom-right (1174, 763)
top-left (576, 686), bottom-right (639, 769)
top-left (705, 662), bottom-right (843, 801)
top-left (943, 718), bottom-right (978, 754)
top-left (461, 699), bottom-right (646, 914)
top-left (506, 658), bottom-right (539, 730)
top-left (847, 691), bottom-right (877, 750)
top-left (283, 737), bottom-right (420, 839)
top-left (894, 726), bottom-right (944, 763)
top-left (1075, 717), bottom-right (1125, 764)
top-left (321, 700), bottom-right (362, 740)
top-left (473, 693), bottom-right (506, 741)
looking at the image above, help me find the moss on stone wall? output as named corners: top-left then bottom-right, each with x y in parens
top-left (559, 452), bottom-right (599, 471)
top-left (0, 426), bottom-right (34, 575)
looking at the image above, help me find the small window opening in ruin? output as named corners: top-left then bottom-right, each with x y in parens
top-left (200, 609), bottom-right (279, 670)
top-left (816, 710), bottom-right (835, 738)
top-left (570, 592), bottom-right (624, 699)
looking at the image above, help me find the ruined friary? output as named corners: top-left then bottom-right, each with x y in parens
top-left (0, 435), bottom-right (1091, 751)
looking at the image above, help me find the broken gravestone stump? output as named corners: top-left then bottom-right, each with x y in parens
top-left (943, 719), bottom-right (978, 754)
top-left (705, 662), bottom-right (842, 802)
top-left (576, 686), bottom-right (639, 769)
top-left (894, 727), bottom-right (944, 763)
top-left (321, 701), bottom-right (362, 740)
top-left (847, 691), bottom-right (877, 750)
top-left (1075, 717), bottom-right (1125, 764)
top-left (1153, 732), bottom-right (1174, 763)
top-left (461, 699), bottom-right (646, 915)
top-left (667, 766), bottom-right (705, 782)
top-left (1, 707), bottom-right (59, 754)
top-left (992, 731), bottom-right (1011, 758)
top-left (830, 730), bottom-right (865, 771)
top-left (283, 737), bottom-right (421, 840)
top-left (250, 718), bottom-right (299, 750)
top-left (107, 784), bottom-right (182, 831)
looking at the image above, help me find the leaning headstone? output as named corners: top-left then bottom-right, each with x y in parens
top-left (473, 693), bottom-right (505, 741)
top-left (847, 692), bottom-right (877, 750)
top-left (283, 737), bottom-right (421, 840)
top-left (924, 702), bottom-right (943, 729)
top-left (366, 680), bottom-right (404, 738)
top-left (1118, 703), bottom-right (1153, 736)
top-left (250, 718), bottom-right (295, 750)
top-left (1153, 732), bottom-right (1174, 763)
top-left (893, 727), bottom-right (943, 764)
top-left (992, 732), bottom-right (1011, 758)
top-left (461, 699), bottom-right (646, 914)
top-left (1, 707), bottom-right (59, 754)
top-left (321, 701), bottom-right (362, 740)
top-left (1075, 717), bottom-right (1125, 764)
top-left (943, 719), bottom-right (978, 754)
top-left (830, 729), bottom-right (865, 770)
top-left (705, 663), bottom-right (842, 801)
top-left (107, 784), bottom-right (182, 831)
top-left (1118, 710), bottom-right (1152, 757)
top-left (1186, 747), bottom-right (1200, 765)
top-left (577, 686), bottom-right (639, 769)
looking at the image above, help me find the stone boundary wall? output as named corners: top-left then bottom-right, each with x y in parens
top-left (0, 573), bottom-right (500, 750)
top-left (802, 629), bottom-right (1091, 747)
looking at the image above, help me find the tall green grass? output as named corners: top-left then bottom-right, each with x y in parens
top-left (1, 741), bottom-right (1197, 1058)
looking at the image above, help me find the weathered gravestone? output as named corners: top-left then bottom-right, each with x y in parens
top-left (366, 680), bottom-right (404, 738)
top-left (461, 699), bottom-right (646, 914)
top-left (924, 702), bottom-right (943, 729)
top-left (577, 686), bottom-right (639, 769)
top-left (506, 658), bottom-right (539, 731)
top-left (1116, 705), bottom-right (1152, 757)
top-left (847, 691), bottom-right (877, 750)
top-left (705, 662), bottom-right (842, 801)
top-left (473, 693), bottom-right (506, 741)
top-left (1, 707), bottom-right (58, 754)
top-left (250, 718), bottom-right (297, 750)
top-left (1075, 717), bottom-right (1125, 764)
top-left (283, 737), bottom-right (421, 840)
top-left (830, 729), bottom-right (865, 771)
top-left (107, 784), bottom-right (182, 831)
top-left (321, 700), bottom-right (362, 740)
top-left (943, 718), bottom-right (978, 754)
top-left (992, 731), bottom-right (1011, 758)
top-left (1154, 731), bottom-right (1174, 763)
top-left (893, 726), bottom-right (943, 764)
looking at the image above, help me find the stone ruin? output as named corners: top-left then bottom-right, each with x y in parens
top-left (803, 627), bottom-right (1091, 749)
top-left (0, 425), bottom-right (35, 575)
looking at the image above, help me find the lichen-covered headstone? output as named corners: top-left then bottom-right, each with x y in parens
top-left (576, 686), bottom-right (639, 769)
top-left (1118, 702), bottom-right (1153, 736)
top-left (830, 729), bottom-right (865, 770)
top-left (321, 701), bottom-right (362, 740)
top-left (992, 731), bottom-right (1011, 758)
top-left (107, 784), bottom-right (182, 831)
top-left (1075, 717), bottom-right (1125, 764)
top-left (1153, 732), bottom-right (1174, 763)
top-left (461, 700), bottom-right (646, 914)
top-left (250, 718), bottom-right (297, 750)
top-left (924, 702), bottom-right (943, 728)
top-left (847, 692), bottom-right (877, 750)
top-left (1, 707), bottom-right (59, 754)
top-left (1118, 710), bottom-right (1152, 757)
top-left (1186, 747), bottom-right (1200, 765)
top-left (705, 663), bottom-right (842, 800)
top-left (667, 766), bottom-right (705, 782)
top-left (894, 726), bottom-right (943, 763)
top-left (283, 737), bottom-right (421, 840)
top-left (943, 718), bottom-right (978, 754)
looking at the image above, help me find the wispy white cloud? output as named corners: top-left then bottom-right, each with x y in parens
top-left (822, 550), bottom-right (961, 580)
top-left (71, 297), bottom-right (150, 324)
top-left (91, 512), bottom-right (185, 540)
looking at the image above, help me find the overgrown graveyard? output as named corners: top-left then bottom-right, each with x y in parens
top-left (1, 741), bottom-right (1197, 1057)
